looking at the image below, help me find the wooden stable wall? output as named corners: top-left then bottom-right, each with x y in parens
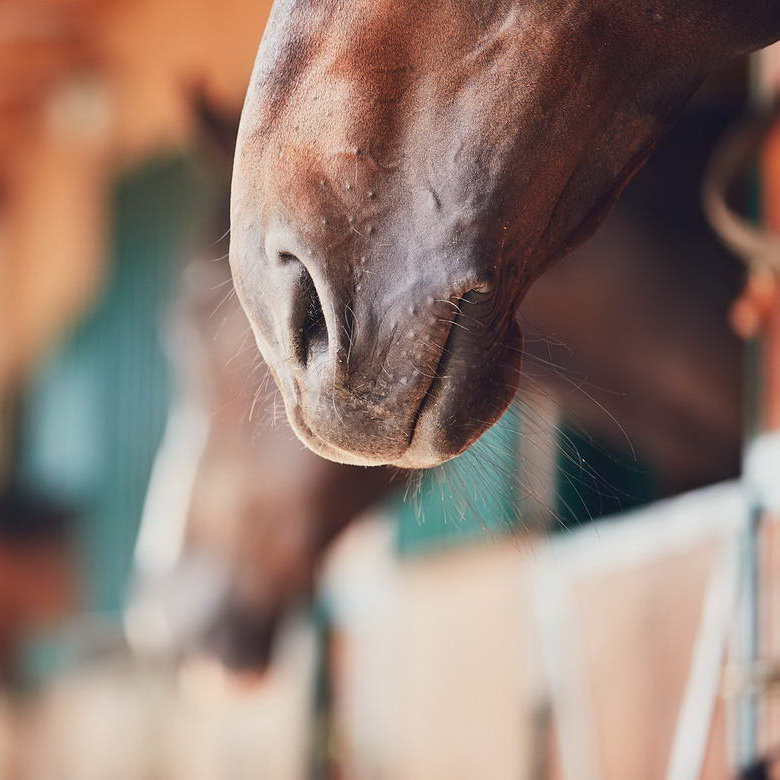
top-left (323, 486), bottom-right (741, 780)
top-left (0, 0), bottom-right (271, 405)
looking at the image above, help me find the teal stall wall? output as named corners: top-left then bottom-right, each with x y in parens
top-left (22, 155), bottom-right (208, 615)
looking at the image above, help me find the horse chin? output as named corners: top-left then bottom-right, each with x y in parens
top-left (389, 418), bottom-right (477, 469)
top-left (287, 400), bottom-right (491, 469)
top-left (286, 410), bottom-right (388, 467)
top-left (285, 349), bottom-right (520, 470)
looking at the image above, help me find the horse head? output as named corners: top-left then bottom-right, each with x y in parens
top-left (231, 0), bottom-right (780, 468)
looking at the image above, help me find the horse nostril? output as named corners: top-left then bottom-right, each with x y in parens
top-left (286, 255), bottom-right (328, 367)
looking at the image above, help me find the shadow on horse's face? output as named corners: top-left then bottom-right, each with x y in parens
top-left (230, 0), bottom-right (775, 468)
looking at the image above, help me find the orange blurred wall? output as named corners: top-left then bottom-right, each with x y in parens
top-left (0, 0), bottom-right (272, 396)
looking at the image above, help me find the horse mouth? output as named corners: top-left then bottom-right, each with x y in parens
top-left (278, 299), bottom-right (521, 470)
top-left (287, 404), bottom-right (379, 466)
top-left (393, 303), bottom-right (521, 469)
top-left (395, 314), bottom-right (462, 468)
top-left (285, 349), bottom-right (462, 469)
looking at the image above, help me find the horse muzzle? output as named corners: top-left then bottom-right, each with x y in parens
top-left (238, 249), bottom-right (522, 468)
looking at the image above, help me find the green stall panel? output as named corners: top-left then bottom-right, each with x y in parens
top-left (22, 155), bottom-right (208, 615)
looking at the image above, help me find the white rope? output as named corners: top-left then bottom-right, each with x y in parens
top-left (745, 431), bottom-right (780, 514)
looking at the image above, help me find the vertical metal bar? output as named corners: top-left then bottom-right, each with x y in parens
top-left (736, 500), bottom-right (762, 770)
top-left (734, 43), bottom-right (780, 772)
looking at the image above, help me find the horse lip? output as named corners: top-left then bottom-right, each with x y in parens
top-left (289, 405), bottom-right (385, 465)
top-left (285, 374), bottom-right (407, 465)
top-left (292, 315), bottom-right (460, 467)
top-left (281, 303), bottom-right (470, 468)
top-left (403, 309), bottom-right (459, 452)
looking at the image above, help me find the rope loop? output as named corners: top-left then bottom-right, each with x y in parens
top-left (703, 99), bottom-right (780, 276)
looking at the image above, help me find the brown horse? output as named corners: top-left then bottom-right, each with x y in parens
top-left (169, 258), bottom-right (394, 668)
top-left (133, 244), bottom-right (394, 671)
top-left (230, 0), bottom-right (780, 468)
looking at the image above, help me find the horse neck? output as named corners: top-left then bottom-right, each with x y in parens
top-left (682, 0), bottom-right (780, 53)
top-left (605, 0), bottom-right (780, 63)
top-left (519, 0), bottom-right (780, 76)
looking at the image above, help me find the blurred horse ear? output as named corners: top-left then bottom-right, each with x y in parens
top-left (186, 83), bottom-right (241, 171)
top-left (185, 83), bottom-right (241, 255)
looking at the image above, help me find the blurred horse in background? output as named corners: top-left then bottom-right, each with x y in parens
top-left (129, 97), bottom-right (395, 671)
